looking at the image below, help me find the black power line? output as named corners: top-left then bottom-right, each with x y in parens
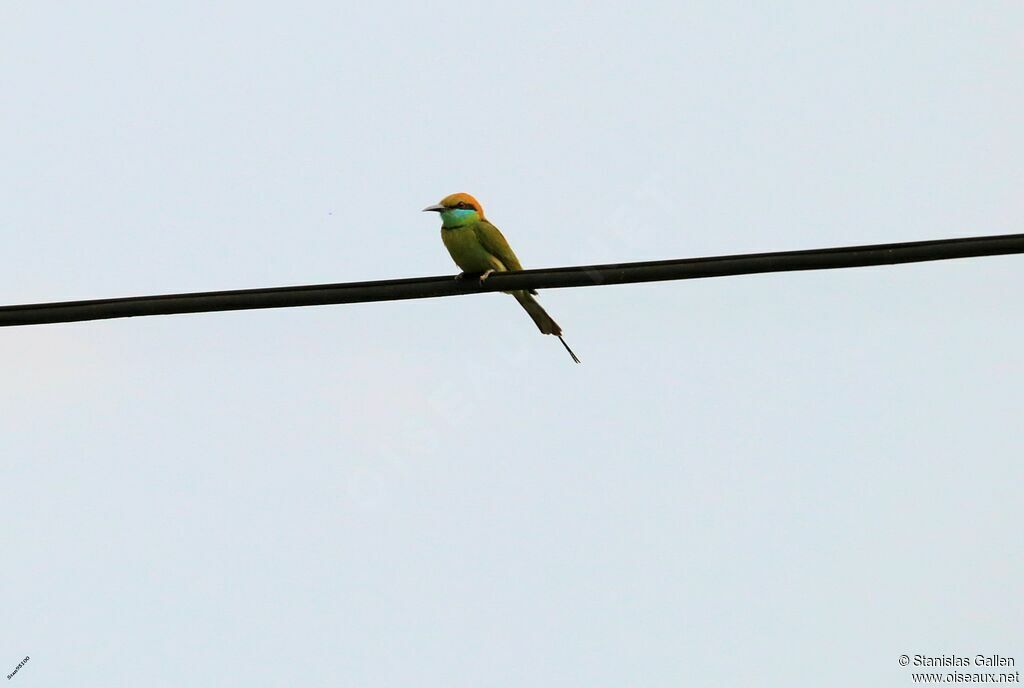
top-left (1, 232), bottom-right (1021, 328)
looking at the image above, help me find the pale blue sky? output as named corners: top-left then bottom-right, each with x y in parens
top-left (2, 2), bottom-right (1022, 686)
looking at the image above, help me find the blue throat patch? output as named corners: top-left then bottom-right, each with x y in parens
top-left (441, 208), bottom-right (479, 228)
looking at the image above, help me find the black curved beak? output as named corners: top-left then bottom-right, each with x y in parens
top-left (422, 204), bottom-right (445, 212)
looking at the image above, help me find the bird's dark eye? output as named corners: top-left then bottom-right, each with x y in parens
top-left (456, 202), bottom-right (471, 210)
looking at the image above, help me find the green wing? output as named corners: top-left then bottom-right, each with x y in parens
top-left (473, 220), bottom-right (524, 272)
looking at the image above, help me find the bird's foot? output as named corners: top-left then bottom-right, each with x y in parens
top-left (455, 270), bottom-right (493, 283)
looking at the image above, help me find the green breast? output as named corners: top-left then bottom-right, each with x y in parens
top-left (442, 226), bottom-right (501, 273)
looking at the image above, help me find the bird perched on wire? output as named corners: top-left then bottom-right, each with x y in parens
top-left (423, 192), bottom-right (580, 363)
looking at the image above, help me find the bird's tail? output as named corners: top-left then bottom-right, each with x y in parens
top-left (513, 291), bottom-right (581, 364)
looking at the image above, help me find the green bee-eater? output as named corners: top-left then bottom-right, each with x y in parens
top-left (423, 192), bottom-right (580, 363)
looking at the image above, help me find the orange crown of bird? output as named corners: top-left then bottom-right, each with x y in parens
top-left (437, 192), bottom-right (485, 218)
